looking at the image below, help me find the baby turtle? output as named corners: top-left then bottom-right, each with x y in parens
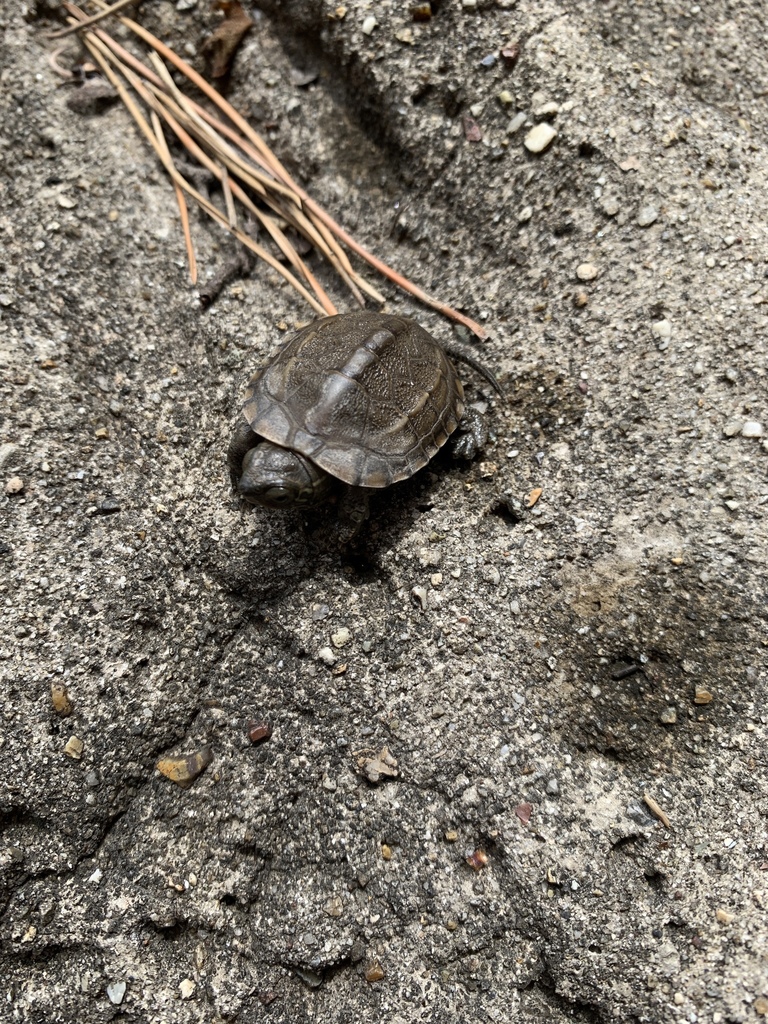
top-left (228, 311), bottom-right (500, 531)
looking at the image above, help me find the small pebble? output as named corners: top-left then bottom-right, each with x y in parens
top-left (365, 964), bottom-right (385, 983)
top-left (156, 746), bottom-right (213, 788)
top-left (659, 706), bottom-right (677, 725)
top-left (318, 646), bottom-right (336, 666)
top-left (324, 895), bottom-right (344, 917)
top-left (179, 979), bottom-right (196, 999)
top-left (465, 848), bottom-right (488, 870)
top-left (715, 908), bottom-right (735, 924)
top-left (0, 443), bottom-right (17, 469)
top-left (694, 687), bottom-right (713, 705)
top-left (361, 15), bottom-right (377, 34)
top-left (722, 419), bottom-right (743, 437)
top-left (57, 195), bottom-right (77, 209)
top-left (546, 778), bottom-right (559, 795)
top-left (247, 721), bottom-right (272, 744)
top-left (106, 982), bottom-right (126, 1005)
top-left (64, 736), bottom-right (84, 759)
top-left (411, 3), bottom-right (432, 21)
top-left (518, 205), bottom-right (533, 223)
top-left (331, 627), bottom-right (351, 648)
top-left (637, 205), bottom-right (659, 227)
top-left (506, 111), bottom-right (527, 134)
top-left (411, 586), bottom-right (427, 610)
top-left (601, 197), bottom-right (621, 217)
top-left (381, 844), bottom-right (392, 860)
top-left (51, 682), bottom-right (74, 717)
top-left (524, 123), bottom-right (557, 153)
top-left (651, 319), bottom-right (672, 340)
top-left (574, 291), bottom-right (589, 307)
top-left (742, 421), bottom-right (763, 438)
top-left (498, 90), bottom-right (514, 106)
top-left (5, 476), bottom-right (24, 495)
top-left (576, 263), bottom-right (598, 282)
top-left (534, 101), bottom-right (559, 118)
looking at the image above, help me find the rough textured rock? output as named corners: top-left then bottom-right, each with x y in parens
top-left (1, 0), bottom-right (766, 1021)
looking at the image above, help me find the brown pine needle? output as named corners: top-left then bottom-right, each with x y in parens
top-left (47, 0), bottom-right (138, 39)
top-left (56, 1), bottom-right (488, 338)
top-left (151, 110), bottom-right (197, 285)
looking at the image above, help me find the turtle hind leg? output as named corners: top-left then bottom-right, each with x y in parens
top-left (450, 406), bottom-right (488, 461)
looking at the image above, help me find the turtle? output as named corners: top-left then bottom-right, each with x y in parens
top-left (227, 311), bottom-right (501, 533)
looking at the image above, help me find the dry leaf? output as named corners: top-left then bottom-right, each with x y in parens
top-left (357, 746), bottom-right (398, 783)
top-left (202, 0), bottom-right (254, 79)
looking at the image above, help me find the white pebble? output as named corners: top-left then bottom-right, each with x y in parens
top-left (518, 206), bottom-right (533, 223)
top-left (506, 112), bottom-right (527, 134)
top-left (637, 205), bottom-right (659, 227)
top-left (576, 263), bottom-right (598, 282)
top-left (107, 982), bottom-right (127, 1005)
top-left (317, 646), bottom-right (337, 666)
top-left (361, 15), bottom-right (377, 34)
top-left (524, 123), bottom-right (557, 153)
top-left (742, 421), bottom-right (763, 438)
top-left (331, 628), bottom-right (351, 648)
top-left (651, 319), bottom-right (672, 340)
top-left (534, 101), bottom-right (559, 118)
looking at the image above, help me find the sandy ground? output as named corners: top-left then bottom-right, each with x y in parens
top-left (1, 0), bottom-right (767, 1021)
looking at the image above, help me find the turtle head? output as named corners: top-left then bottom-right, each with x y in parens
top-left (238, 441), bottom-right (333, 509)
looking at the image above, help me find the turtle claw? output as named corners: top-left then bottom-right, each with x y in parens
top-left (450, 407), bottom-right (488, 461)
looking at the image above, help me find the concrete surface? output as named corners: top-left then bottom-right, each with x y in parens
top-left (1, 0), bottom-right (766, 1021)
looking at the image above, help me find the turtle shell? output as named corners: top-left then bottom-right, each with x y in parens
top-left (241, 312), bottom-right (465, 488)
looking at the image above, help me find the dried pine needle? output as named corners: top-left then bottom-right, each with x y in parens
top-left (56, 0), bottom-right (487, 337)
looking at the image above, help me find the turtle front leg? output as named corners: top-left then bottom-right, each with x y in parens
top-left (450, 407), bottom-right (488, 461)
top-left (308, 486), bottom-right (371, 550)
top-left (227, 418), bottom-right (260, 490)
top-left (336, 486), bottom-right (371, 544)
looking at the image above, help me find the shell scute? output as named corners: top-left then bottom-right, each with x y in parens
top-left (242, 312), bottom-right (464, 488)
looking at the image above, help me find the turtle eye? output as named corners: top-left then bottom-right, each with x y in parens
top-left (264, 486), bottom-right (294, 506)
